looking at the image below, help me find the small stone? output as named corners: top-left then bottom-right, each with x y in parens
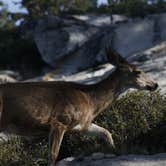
top-left (0, 132), bottom-right (10, 142)
top-left (64, 157), bottom-right (75, 162)
top-left (56, 157), bottom-right (75, 166)
top-left (91, 153), bottom-right (105, 160)
top-left (104, 154), bottom-right (116, 158)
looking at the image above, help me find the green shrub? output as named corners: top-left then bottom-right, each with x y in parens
top-left (96, 1), bottom-right (166, 17)
top-left (0, 28), bottom-right (46, 78)
top-left (0, 91), bottom-right (165, 165)
top-left (61, 91), bottom-right (166, 156)
top-left (124, 0), bottom-right (147, 17)
top-left (0, 137), bottom-right (48, 166)
top-left (96, 90), bottom-right (166, 153)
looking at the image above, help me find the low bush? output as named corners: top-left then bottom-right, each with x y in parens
top-left (0, 28), bottom-right (46, 78)
top-left (0, 91), bottom-right (165, 165)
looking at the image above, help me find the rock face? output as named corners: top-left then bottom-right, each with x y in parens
top-left (27, 42), bottom-right (166, 94)
top-left (32, 13), bottom-right (166, 74)
top-left (57, 153), bottom-right (166, 166)
top-left (34, 15), bottom-right (100, 70)
top-left (128, 42), bottom-right (166, 95)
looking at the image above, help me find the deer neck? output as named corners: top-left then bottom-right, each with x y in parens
top-left (90, 69), bottom-right (127, 117)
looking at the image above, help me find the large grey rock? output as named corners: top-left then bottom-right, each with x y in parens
top-left (32, 13), bottom-right (166, 74)
top-left (27, 42), bottom-right (166, 95)
top-left (159, 14), bottom-right (166, 41)
top-left (128, 41), bottom-right (166, 94)
top-left (34, 15), bottom-right (101, 71)
top-left (56, 153), bottom-right (166, 166)
top-left (72, 14), bottom-right (128, 26)
top-left (114, 19), bottom-right (154, 55)
top-left (26, 63), bottom-right (114, 84)
top-left (33, 14), bottom-right (125, 73)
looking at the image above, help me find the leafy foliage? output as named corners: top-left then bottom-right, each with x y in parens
top-left (0, 1), bottom-right (45, 77)
top-left (96, 91), bottom-right (166, 153)
top-left (0, 137), bottom-right (48, 166)
top-left (0, 91), bottom-right (165, 165)
top-left (124, 0), bottom-right (147, 17)
top-left (62, 91), bottom-right (166, 155)
top-left (0, 28), bottom-right (45, 78)
top-left (21, 0), bottom-right (94, 17)
top-left (0, 7), bottom-right (15, 29)
top-left (97, 0), bottom-right (166, 17)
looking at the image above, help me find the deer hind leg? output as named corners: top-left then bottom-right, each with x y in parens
top-left (85, 123), bottom-right (115, 149)
top-left (48, 125), bottom-right (66, 166)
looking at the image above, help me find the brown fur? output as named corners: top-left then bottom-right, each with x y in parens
top-left (0, 48), bottom-right (158, 166)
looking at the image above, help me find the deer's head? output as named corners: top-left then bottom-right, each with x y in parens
top-left (106, 48), bottom-right (158, 91)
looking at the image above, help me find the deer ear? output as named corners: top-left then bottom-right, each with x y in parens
top-left (105, 46), bottom-right (120, 66)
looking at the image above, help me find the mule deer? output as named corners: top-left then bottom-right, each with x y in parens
top-left (0, 48), bottom-right (158, 166)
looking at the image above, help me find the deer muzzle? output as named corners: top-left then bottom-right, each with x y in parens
top-left (146, 83), bottom-right (158, 91)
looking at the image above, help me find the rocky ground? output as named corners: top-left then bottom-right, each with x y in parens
top-left (57, 153), bottom-right (166, 166)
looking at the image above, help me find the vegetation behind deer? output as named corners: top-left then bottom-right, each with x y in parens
top-left (0, 90), bottom-right (165, 166)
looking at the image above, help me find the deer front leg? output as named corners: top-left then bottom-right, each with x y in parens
top-left (85, 123), bottom-right (115, 149)
top-left (48, 125), bottom-right (66, 166)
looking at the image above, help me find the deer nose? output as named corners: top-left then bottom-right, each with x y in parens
top-left (146, 83), bottom-right (158, 91)
top-left (154, 83), bottom-right (158, 90)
